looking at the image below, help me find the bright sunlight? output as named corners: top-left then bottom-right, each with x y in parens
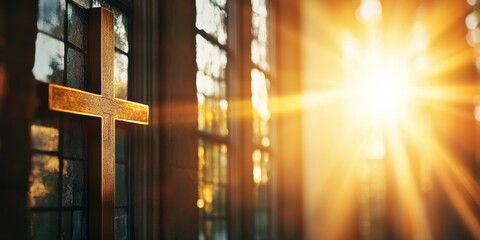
top-left (302, 0), bottom-right (480, 239)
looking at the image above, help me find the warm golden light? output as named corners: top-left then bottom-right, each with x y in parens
top-left (302, 1), bottom-right (480, 239)
top-left (358, 65), bottom-right (408, 120)
top-left (356, 0), bottom-right (382, 24)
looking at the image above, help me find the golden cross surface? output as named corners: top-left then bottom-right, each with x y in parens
top-left (46, 8), bottom-right (148, 239)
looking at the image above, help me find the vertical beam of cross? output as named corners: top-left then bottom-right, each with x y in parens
top-left (46, 8), bottom-right (149, 239)
top-left (89, 8), bottom-right (116, 239)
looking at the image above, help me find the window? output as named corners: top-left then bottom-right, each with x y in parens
top-left (251, 0), bottom-right (272, 238)
top-left (29, 0), bottom-right (132, 238)
top-left (196, 0), bottom-right (274, 239)
top-left (195, 0), bottom-right (229, 239)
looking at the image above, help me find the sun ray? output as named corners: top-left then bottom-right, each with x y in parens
top-left (303, 0), bottom-right (480, 238)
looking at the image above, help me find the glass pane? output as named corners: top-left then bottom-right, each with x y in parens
top-left (29, 212), bottom-right (59, 239)
top-left (92, 0), bottom-right (111, 8)
top-left (73, 211), bottom-right (86, 240)
top-left (198, 140), bottom-right (228, 219)
top-left (213, 220), bottom-right (228, 239)
top-left (66, 48), bottom-right (85, 90)
top-left (38, 0), bottom-right (65, 38)
top-left (196, 35), bottom-right (228, 136)
top-left (31, 123), bottom-right (59, 152)
top-left (251, 69), bottom-right (271, 147)
top-left (114, 9), bottom-right (129, 53)
top-left (254, 208), bottom-right (269, 238)
top-left (198, 87), bottom-right (226, 135)
top-left (199, 220), bottom-right (211, 240)
top-left (253, 149), bottom-right (271, 238)
top-left (72, 0), bottom-right (90, 8)
top-left (29, 154), bottom-right (60, 207)
top-left (62, 211), bottom-right (86, 240)
top-left (33, 33), bottom-right (65, 84)
top-left (195, 0), bottom-right (227, 45)
top-left (213, 186), bottom-right (227, 217)
top-left (252, 149), bottom-right (270, 185)
top-left (115, 128), bottom-right (128, 162)
top-left (115, 163), bottom-right (127, 206)
top-left (199, 220), bottom-right (228, 240)
top-left (62, 160), bottom-right (84, 206)
top-left (63, 118), bottom-right (85, 159)
top-left (196, 35), bottom-right (227, 80)
top-left (114, 52), bottom-right (129, 99)
top-left (251, 39), bottom-right (269, 71)
top-left (219, 144), bottom-right (227, 184)
top-left (115, 208), bottom-right (128, 240)
top-left (67, 3), bottom-right (86, 49)
top-left (62, 211), bottom-right (72, 240)
top-left (251, 0), bottom-right (269, 70)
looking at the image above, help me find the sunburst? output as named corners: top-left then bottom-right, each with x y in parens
top-left (299, 0), bottom-right (480, 239)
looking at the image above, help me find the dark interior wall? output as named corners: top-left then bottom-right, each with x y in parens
top-left (157, 0), bottom-right (199, 238)
top-left (0, 0), bottom-right (38, 239)
top-left (274, 0), bottom-right (303, 239)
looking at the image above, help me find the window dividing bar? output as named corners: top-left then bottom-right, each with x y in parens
top-left (30, 206), bottom-right (85, 211)
top-left (115, 48), bottom-right (128, 56)
top-left (199, 132), bottom-right (231, 144)
top-left (252, 144), bottom-right (271, 152)
top-left (32, 149), bottom-right (60, 155)
top-left (196, 30), bottom-right (229, 51)
top-left (251, 65), bottom-right (272, 79)
top-left (200, 181), bottom-right (229, 188)
top-left (200, 215), bottom-right (229, 220)
top-left (114, 205), bottom-right (129, 209)
top-left (36, 30), bottom-right (86, 54)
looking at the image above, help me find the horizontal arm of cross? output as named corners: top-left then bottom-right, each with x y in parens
top-left (48, 83), bottom-right (148, 125)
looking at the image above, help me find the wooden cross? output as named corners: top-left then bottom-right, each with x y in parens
top-left (47, 8), bottom-right (148, 239)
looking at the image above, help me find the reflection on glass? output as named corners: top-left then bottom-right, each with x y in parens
top-left (115, 128), bottom-right (128, 161)
top-left (67, 4), bottom-right (86, 49)
top-left (115, 209), bottom-right (128, 240)
top-left (115, 163), bottom-right (127, 206)
top-left (115, 127), bottom-right (129, 237)
top-left (38, 0), bottom-right (65, 38)
top-left (62, 160), bottom-right (84, 207)
top-left (61, 211), bottom-right (85, 240)
top-left (66, 48), bottom-right (85, 90)
top-left (114, 52), bottom-right (129, 99)
top-left (30, 212), bottom-right (59, 240)
top-left (29, 154), bottom-right (60, 207)
top-left (195, 0), bottom-right (227, 45)
top-left (251, 69), bottom-right (271, 147)
top-left (31, 125), bottom-right (59, 152)
top-left (33, 33), bottom-right (65, 84)
top-left (198, 140), bottom-right (228, 239)
top-left (114, 9), bottom-right (129, 53)
top-left (63, 118), bottom-right (85, 159)
top-left (251, 0), bottom-right (269, 70)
